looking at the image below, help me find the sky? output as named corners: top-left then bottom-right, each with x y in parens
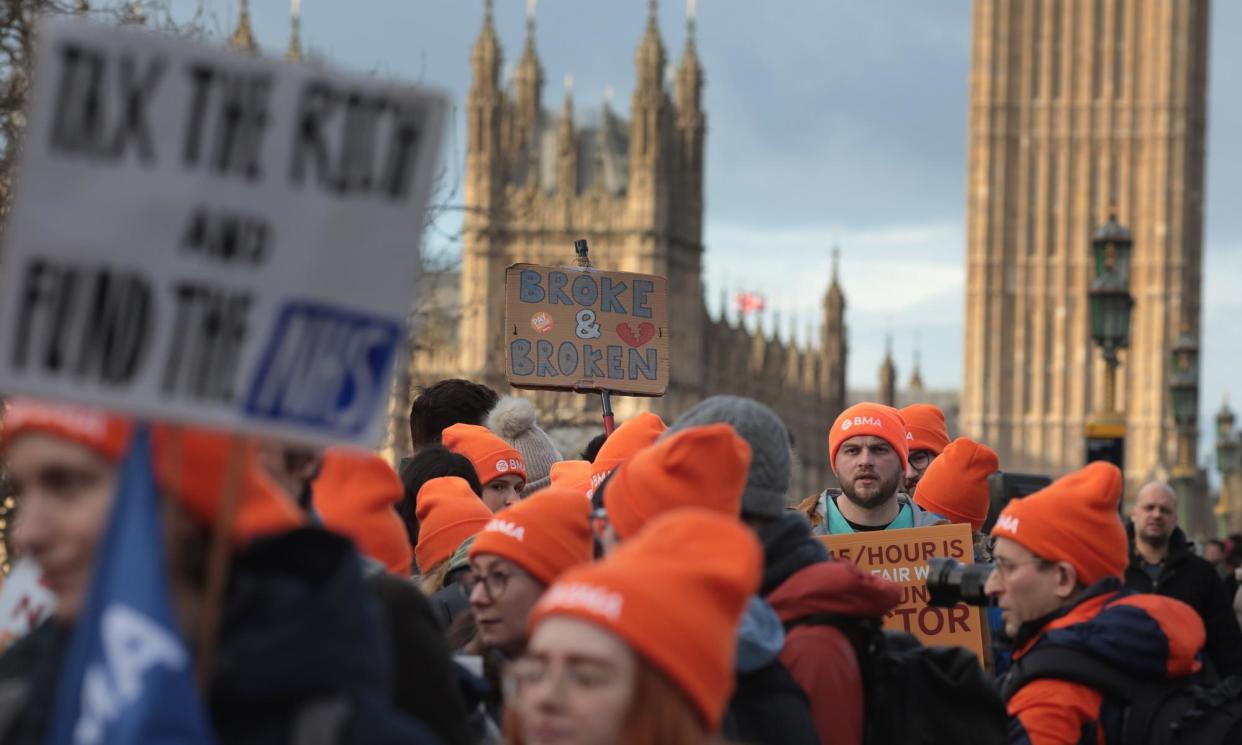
top-left (170, 0), bottom-right (1240, 455)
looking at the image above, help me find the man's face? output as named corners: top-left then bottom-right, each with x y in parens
top-left (1204, 543), bottom-right (1225, 567)
top-left (904, 449), bottom-right (938, 493)
top-left (834, 435), bottom-right (903, 510)
top-left (984, 537), bottom-right (1069, 638)
top-left (8, 434), bottom-right (119, 623)
top-left (1130, 486), bottom-right (1177, 546)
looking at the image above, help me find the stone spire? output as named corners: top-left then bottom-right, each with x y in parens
top-left (909, 333), bottom-right (925, 391)
top-left (675, 0), bottom-right (703, 116)
top-left (286, 0), bottom-right (303, 62)
top-left (879, 333), bottom-right (897, 407)
top-left (635, 0), bottom-right (667, 98)
top-left (513, 0), bottom-right (544, 148)
top-left (467, 0), bottom-right (504, 220)
top-left (557, 76), bottom-right (577, 195)
top-left (470, 0), bottom-right (502, 98)
top-left (230, 0), bottom-right (257, 53)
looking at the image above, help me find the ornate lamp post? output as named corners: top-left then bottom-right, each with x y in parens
top-left (1085, 212), bottom-right (1134, 476)
top-left (1168, 326), bottom-right (1199, 528)
top-left (1216, 400), bottom-right (1240, 534)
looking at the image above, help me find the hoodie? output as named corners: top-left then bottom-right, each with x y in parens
top-left (721, 597), bottom-right (820, 745)
top-left (769, 561), bottom-right (903, 745)
top-left (1005, 579), bottom-right (1205, 745)
top-left (799, 489), bottom-right (944, 535)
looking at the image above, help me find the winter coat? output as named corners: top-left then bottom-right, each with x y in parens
top-left (0, 529), bottom-right (445, 745)
top-left (721, 597), bottom-right (821, 745)
top-left (366, 571), bottom-right (474, 745)
top-left (1123, 525), bottom-right (1242, 678)
top-left (768, 561), bottom-right (903, 745)
top-left (757, 512), bottom-right (830, 597)
top-left (1004, 578), bottom-right (1204, 745)
top-left (798, 490), bottom-right (945, 535)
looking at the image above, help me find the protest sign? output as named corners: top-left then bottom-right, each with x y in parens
top-left (0, 558), bottom-right (57, 653)
top-left (0, 18), bottom-right (447, 446)
top-left (504, 263), bottom-right (669, 395)
top-left (820, 523), bottom-right (986, 661)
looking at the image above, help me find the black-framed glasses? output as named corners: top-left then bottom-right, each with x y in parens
top-left (464, 565), bottom-right (526, 600)
top-left (909, 450), bottom-right (936, 471)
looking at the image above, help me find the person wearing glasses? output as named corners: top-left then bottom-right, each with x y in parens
top-left (466, 487), bottom-right (594, 660)
top-left (506, 509), bottom-right (760, 745)
top-left (986, 462), bottom-right (1206, 745)
top-left (595, 422), bottom-right (820, 745)
top-left (899, 403), bottom-right (951, 493)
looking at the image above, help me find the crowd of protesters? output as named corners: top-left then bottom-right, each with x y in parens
top-left (0, 378), bottom-right (1239, 745)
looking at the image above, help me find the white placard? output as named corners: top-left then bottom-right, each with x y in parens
top-left (0, 558), bottom-right (57, 651)
top-left (0, 18), bottom-right (447, 445)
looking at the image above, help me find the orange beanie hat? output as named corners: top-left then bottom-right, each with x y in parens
top-left (2, 399), bottom-right (132, 462)
top-left (313, 449), bottom-right (413, 575)
top-left (150, 426), bottom-right (305, 546)
top-left (530, 509), bottom-right (761, 730)
top-left (828, 403), bottom-right (909, 471)
top-left (603, 424), bottom-right (751, 541)
top-left (415, 476), bottom-right (494, 572)
top-left (990, 461), bottom-right (1127, 585)
top-left (589, 412), bottom-right (667, 495)
top-left (549, 460), bottom-right (592, 496)
top-left (900, 403), bottom-right (950, 455)
top-left (469, 488), bottom-right (593, 585)
top-left (442, 423), bottom-right (527, 486)
top-left (914, 437), bottom-right (998, 531)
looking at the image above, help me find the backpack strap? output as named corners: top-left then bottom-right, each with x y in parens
top-left (1001, 646), bottom-right (1137, 703)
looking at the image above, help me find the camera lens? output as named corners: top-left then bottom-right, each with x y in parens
top-left (926, 558), bottom-right (995, 608)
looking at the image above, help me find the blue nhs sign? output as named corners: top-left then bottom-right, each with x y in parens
top-left (243, 301), bottom-right (401, 438)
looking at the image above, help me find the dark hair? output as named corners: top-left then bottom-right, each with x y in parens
top-left (581, 432), bottom-right (608, 462)
top-left (408, 378), bottom-right (500, 450)
top-left (399, 446), bottom-right (484, 549)
top-left (1206, 539), bottom-right (1226, 551)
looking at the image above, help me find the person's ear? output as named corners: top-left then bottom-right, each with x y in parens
top-left (1054, 561), bottom-right (1079, 600)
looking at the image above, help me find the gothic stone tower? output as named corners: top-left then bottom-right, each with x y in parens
top-left (962, 0), bottom-right (1209, 485)
top-left (412, 3), bottom-right (849, 499)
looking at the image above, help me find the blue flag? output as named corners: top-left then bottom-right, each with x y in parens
top-left (46, 425), bottom-right (216, 745)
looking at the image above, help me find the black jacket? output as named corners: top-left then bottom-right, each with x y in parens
top-left (0, 529), bottom-right (445, 745)
top-left (757, 513), bottom-right (829, 597)
top-left (1124, 525), bottom-right (1242, 678)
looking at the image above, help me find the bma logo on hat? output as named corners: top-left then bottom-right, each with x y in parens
top-left (496, 459), bottom-right (510, 473)
top-left (996, 514), bottom-right (1020, 533)
top-left (485, 519), bottom-right (526, 541)
top-left (842, 416), bottom-right (883, 432)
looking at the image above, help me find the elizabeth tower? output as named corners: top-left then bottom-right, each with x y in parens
top-left (962, 0), bottom-right (1210, 485)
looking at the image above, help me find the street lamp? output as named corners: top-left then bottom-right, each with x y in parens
top-left (1168, 326), bottom-right (1199, 528)
top-left (1085, 212), bottom-right (1134, 476)
top-left (1088, 213), bottom-right (1134, 413)
top-left (1217, 400), bottom-right (1240, 532)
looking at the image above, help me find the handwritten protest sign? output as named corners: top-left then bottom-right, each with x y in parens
top-left (0, 19), bottom-right (446, 445)
top-left (0, 558), bottom-right (57, 653)
top-left (820, 523), bottom-right (986, 661)
top-left (504, 264), bottom-right (669, 396)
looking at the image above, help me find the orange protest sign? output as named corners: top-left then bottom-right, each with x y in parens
top-left (819, 523), bottom-right (986, 661)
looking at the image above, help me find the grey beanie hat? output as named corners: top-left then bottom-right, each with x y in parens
top-left (665, 395), bottom-right (791, 519)
top-left (487, 395), bottom-right (563, 497)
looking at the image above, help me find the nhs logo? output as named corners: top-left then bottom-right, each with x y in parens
top-left (243, 301), bottom-right (400, 438)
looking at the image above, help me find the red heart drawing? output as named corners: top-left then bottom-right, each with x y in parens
top-left (617, 322), bottom-right (656, 347)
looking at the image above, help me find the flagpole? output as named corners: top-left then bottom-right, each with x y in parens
top-left (195, 435), bottom-right (246, 692)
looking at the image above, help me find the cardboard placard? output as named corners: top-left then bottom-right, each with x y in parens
top-left (819, 523), bottom-right (986, 661)
top-left (0, 18), bottom-right (447, 445)
top-left (504, 263), bottom-right (669, 396)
